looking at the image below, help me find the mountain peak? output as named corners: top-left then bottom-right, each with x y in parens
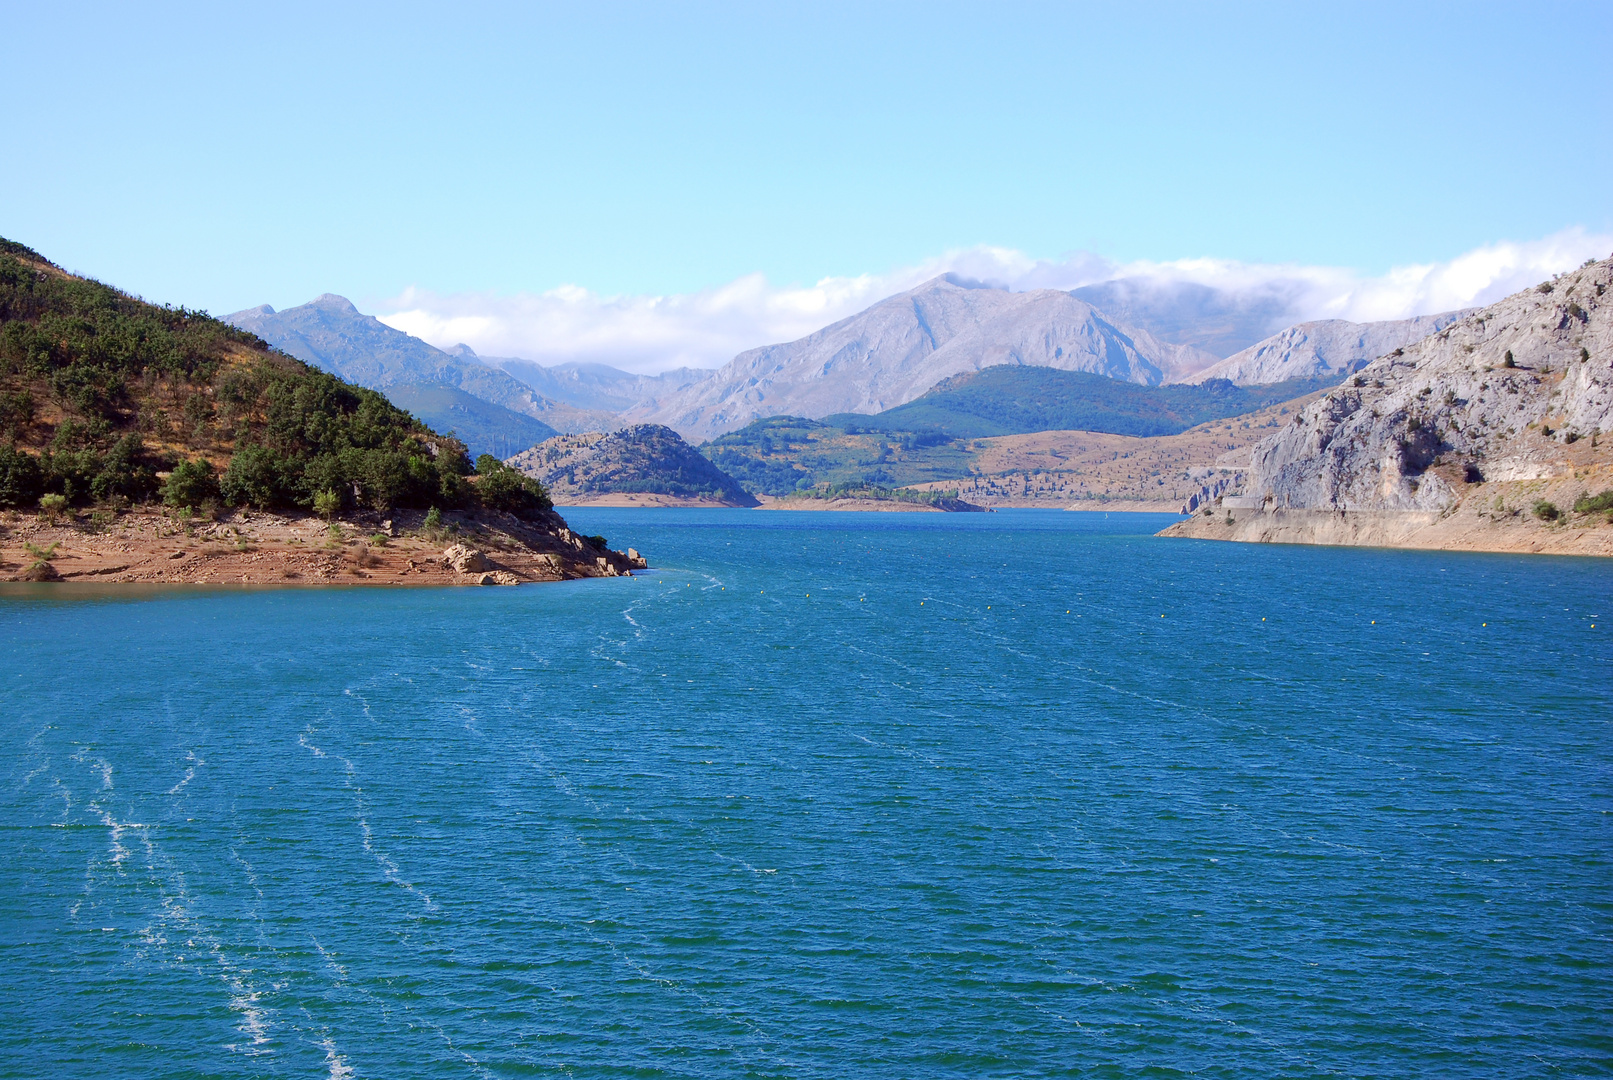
top-left (310, 293), bottom-right (359, 313)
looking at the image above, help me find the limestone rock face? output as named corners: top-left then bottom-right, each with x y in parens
top-left (1226, 258), bottom-right (1613, 514)
top-left (442, 545), bottom-right (490, 574)
top-left (1181, 311), bottom-right (1473, 386)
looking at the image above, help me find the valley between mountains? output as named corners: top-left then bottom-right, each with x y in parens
top-left (4, 233), bottom-right (1610, 575)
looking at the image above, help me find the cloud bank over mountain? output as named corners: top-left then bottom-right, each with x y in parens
top-left (376, 228), bottom-right (1611, 375)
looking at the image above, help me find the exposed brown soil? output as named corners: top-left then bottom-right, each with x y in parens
top-left (0, 506), bottom-right (646, 586)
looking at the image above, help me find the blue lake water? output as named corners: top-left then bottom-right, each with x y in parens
top-left (2, 508), bottom-right (1610, 1078)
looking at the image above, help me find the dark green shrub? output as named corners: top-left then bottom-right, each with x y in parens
top-left (89, 433), bottom-right (157, 503)
top-left (0, 444), bottom-right (43, 507)
top-left (473, 454), bottom-right (552, 515)
top-left (1533, 499), bottom-right (1561, 522)
top-left (221, 445), bottom-right (292, 508)
top-left (1503, 351), bottom-right (1515, 367)
top-left (163, 458), bottom-right (218, 509)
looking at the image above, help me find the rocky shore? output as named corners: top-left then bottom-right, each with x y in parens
top-left (1161, 256), bottom-right (1613, 557)
top-left (0, 506), bottom-right (647, 587)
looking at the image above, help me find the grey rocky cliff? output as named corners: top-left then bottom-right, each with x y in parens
top-left (1221, 257), bottom-right (1612, 515)
top-left (1181, 311), bottom-right (1472, 386)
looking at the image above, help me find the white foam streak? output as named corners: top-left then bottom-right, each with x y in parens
top-left (300, 724), bottom-right (439, 913)
top-left (319, 1035), bottom-right (354, 1080)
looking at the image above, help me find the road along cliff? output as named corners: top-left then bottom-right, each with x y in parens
top-left (1160, 257), bottom-right (1613, 556)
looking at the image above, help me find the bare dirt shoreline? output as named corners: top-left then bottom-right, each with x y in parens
top-left (1159, 470), bottom-right (1613, 557)
top-left (1, 506), bottom-right (647, 587)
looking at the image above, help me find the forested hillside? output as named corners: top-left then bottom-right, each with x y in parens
top-left (0, 238), bottom-right (547, 517)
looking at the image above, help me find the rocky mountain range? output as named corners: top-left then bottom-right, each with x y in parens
top-left (1068, 277), bottom-right (1305, 358)
top-left (624, 274), bottom-right (1223, 441)
top-left (226, 296), bottom-right (618, 450)
top-left (457, 350), bottom-right (710, 414)
top-left (1183, 310), bottom-right (1472, 385)
top-left (1162, 257), bottom-right (1613, 554)
top-left (228, 275), bottom-right (1478, 460)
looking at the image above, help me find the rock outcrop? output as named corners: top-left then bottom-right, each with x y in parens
top-left (1161, 257), bottom-right (1613, 555)
top-left (508, 424), bottom-right (758, 506)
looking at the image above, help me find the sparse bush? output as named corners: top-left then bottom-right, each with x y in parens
top-left (1533, 499), bottom-right (1561, 522)
top-left (423, 506), bottom-right (443, 531)
top-left (38, 492), bottom-right (67, 521)
top-left (1573, 489), bottom-right (1613, 514)
top-left (313, 488), bottom-right (341, 520)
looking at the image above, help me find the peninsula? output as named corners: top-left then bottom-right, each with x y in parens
top-left (0, 238), bottom-right (644, 584)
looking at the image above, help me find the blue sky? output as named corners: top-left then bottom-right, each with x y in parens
top-left (4, 2), bottom-right (1610, 366)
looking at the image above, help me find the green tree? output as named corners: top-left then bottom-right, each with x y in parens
top-left (220, 446), bottom-right (291, 509)
top-left (162, 458), bottom-right (218, 509)
top-left (474, 454), bottom-right (552, 514)
top-left (0, 445), bottom-right (43, 507)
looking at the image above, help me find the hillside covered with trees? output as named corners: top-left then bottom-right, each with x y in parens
top-left (0, 238), bottom-right (548, 517)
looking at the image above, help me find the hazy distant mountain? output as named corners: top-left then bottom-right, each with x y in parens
top-left (1181, 310), bottom-right (1473, 385)
top-left (380, 384), bottom-right (559, 460)
top-left (444, 347), bottom-right (711, 415)
top-left (226, 296), bottom-right (619, 442)
top-left (630, 274), bottom-right (1221, 441)
top-left (1070, 278), bottom-right (1303, 358)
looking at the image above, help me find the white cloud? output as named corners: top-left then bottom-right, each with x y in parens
top-left (375, 227), bottom-right (1612, 374)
